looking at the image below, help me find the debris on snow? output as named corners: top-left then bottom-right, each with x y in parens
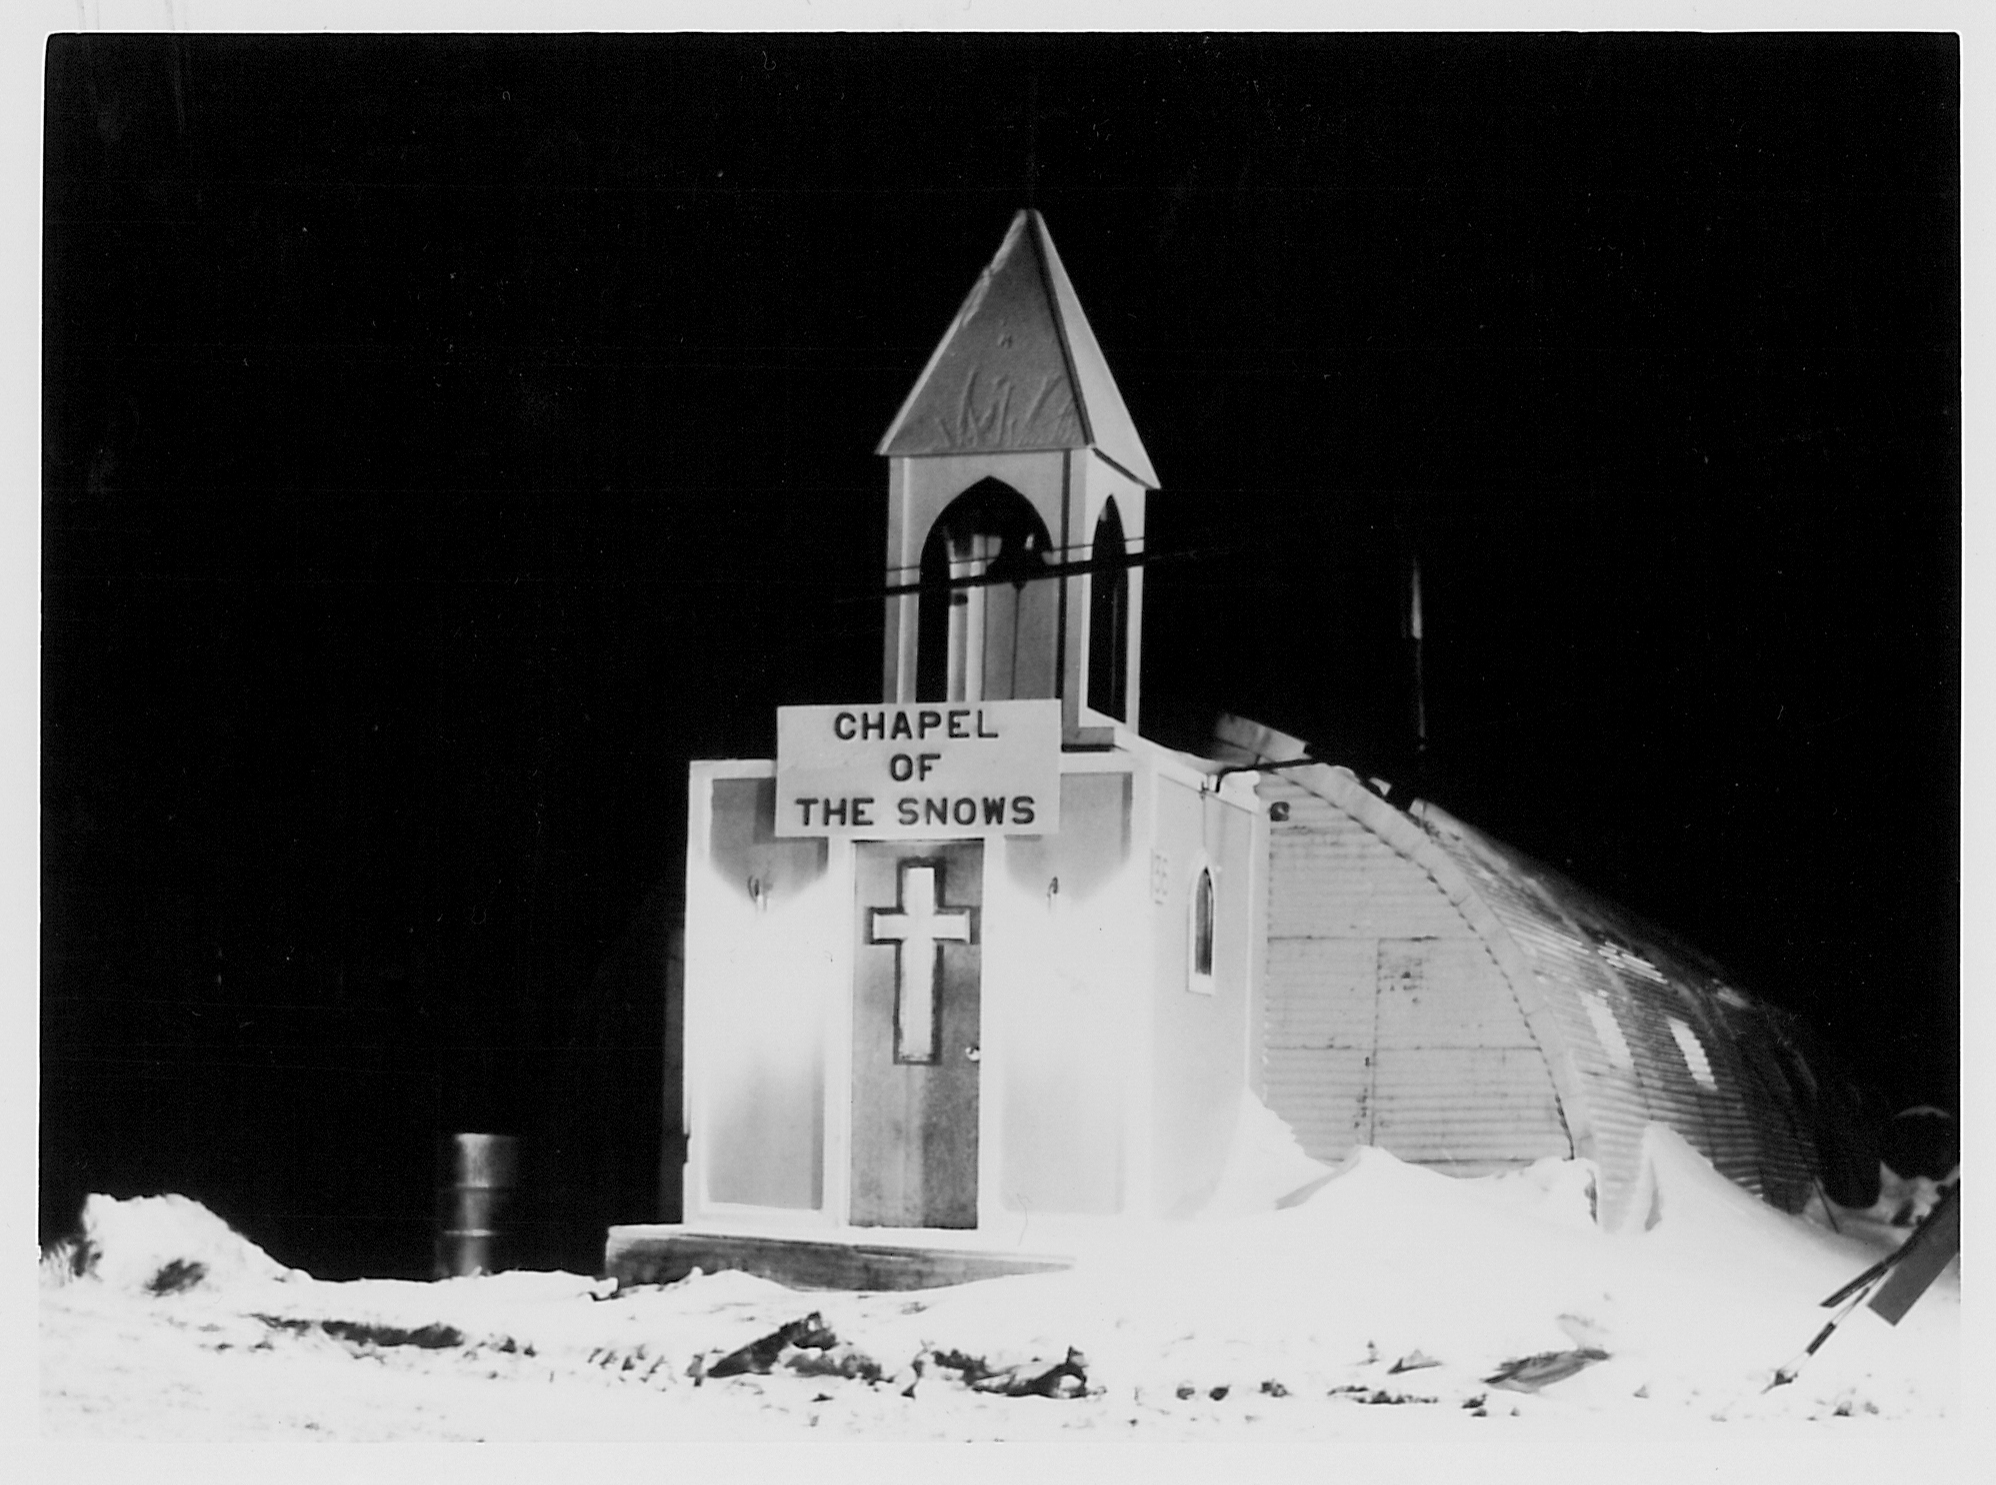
top-left (705, 1311), bottom-right (838, 1378)
top-left (253, 1315), bottom-right (468, 1351)
top-left (964, 1346), bottom-right (1090, 1399)
top-left (785, 1342), bottom-right (885, 1383)
top-left (146, 1259), bottom-right (208, 1295)
top-left (1483, 1346), bottom-right (1611, 1393)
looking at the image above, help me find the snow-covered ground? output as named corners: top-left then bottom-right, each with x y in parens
top-left (36, 1127), bottom-right (1959, 1454)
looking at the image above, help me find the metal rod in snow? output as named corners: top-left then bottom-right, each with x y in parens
top-left (1763, 1185), bottom-right (1960, 1391)
top-left (1765, 1282), bottom-right (1878, 1392)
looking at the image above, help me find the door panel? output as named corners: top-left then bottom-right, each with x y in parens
top-left (851, 840), bottom-right (982, 1227)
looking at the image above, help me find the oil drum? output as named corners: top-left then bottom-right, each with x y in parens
top-left (434, 1133), bottom-right (517, 1278)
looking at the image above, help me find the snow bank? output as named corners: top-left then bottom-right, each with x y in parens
top-left (1589, 1125), bottom-right (1959, 1419)
top-left (50, 1133), bottom-right (1956, 1434)
top-left (1196, 1090), bottom-right (1336, 1216)
top-left (794, 1130), bottom-right (1955, 1419)
top-left (48, 1193), bottom-right (305, 1296)
top-left (880, 1143), bottom-right (1624, 1397)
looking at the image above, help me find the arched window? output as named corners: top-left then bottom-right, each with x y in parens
top-left (916, 479), bottom-right (1054, 703)
top-left (1087, 499), bottom-right (1129, 720)
top-left (1189, 866), bottom-right (1216, 993)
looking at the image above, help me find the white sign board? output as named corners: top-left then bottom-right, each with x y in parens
top-left (775, 700), bottom-right (1061, 838)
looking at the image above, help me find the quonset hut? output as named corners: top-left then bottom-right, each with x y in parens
top-left (1215, 715), bottom-right (1835, 1230)
top-left (612, 211), bottom-right (1842, 1285)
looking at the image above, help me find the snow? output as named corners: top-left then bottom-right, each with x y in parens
top-left (1194, 1088), bottom-right (1336, 1216)
top-left (44, 1192), bottom-right (307, 1295)
top-left (37, 1125), bottom-right (1959, 1451)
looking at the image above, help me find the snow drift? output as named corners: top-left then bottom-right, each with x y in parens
top-left (42, 1127), bottom-right (1958, 1439)
top-left (43, 1192), bottom-right (305, 1295)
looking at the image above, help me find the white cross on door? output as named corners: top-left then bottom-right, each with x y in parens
top-left (869, 861), bottom-right (973, 1063)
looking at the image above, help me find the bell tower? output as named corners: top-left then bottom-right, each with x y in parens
top-left (877, 210), bottom-right (1159, 743)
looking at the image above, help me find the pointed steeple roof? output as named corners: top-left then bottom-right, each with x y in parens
top-left (878, 210), bottom-right (1158, 488)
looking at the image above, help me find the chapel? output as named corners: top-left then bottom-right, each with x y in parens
top-left (608, 211), bottom-right (1841, 1287)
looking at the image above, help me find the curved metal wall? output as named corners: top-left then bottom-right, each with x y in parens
top-left (1247, 765), bottom-right (1824, 1228)
top-left (1258, 776), bottom-right (1570, 1178)
top-left (1414, 809), bottom-right (1821, 1223)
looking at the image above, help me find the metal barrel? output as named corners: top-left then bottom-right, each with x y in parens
top-left (434, 1133), bottom-right (517, 1278)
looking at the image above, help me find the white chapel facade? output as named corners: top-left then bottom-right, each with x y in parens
top-left (676, 211), bottom-right (1270, 1238)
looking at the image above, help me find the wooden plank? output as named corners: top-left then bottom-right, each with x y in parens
top-left (604, 1226), bottom-right (1071, 1292)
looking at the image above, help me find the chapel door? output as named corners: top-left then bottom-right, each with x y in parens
top-left (850, 840), bottom-right (982, 1228)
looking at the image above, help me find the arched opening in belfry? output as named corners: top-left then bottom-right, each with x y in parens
top-left (915, 478), bottom-right (1055, 703)
top-left (1087, 497), bottom-right (1130, 720)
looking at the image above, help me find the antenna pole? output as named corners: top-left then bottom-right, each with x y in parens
top-left (1025, 73), bottom-right (1039, 206)
top-left (1409, 553), bottom-right (1429, 757)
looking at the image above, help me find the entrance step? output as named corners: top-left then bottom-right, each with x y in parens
top-left (604, 1224), bottom-right (1073, 1291)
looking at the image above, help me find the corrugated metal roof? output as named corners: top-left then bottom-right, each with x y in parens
top-left (1414, 808), bottom-right (1812, 1218)
top-left (877, 210), bottom-right (1159, 488)
top-left (1223, 716), bottom-right (1829, 1228)
top-left (1334, 778), bottom-right (1820, 1224)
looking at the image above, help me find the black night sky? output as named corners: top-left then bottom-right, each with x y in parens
top-left (41, 33), bottom-right (1959, 1277)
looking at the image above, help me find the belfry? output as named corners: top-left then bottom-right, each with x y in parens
top-left (608, 211), bottom-right (1852, 1288)
top-left (875, 207), bottom-right (1156, 736)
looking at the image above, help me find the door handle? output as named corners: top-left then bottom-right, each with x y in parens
top-left (965, 1045), bottom-right (981, 1062)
